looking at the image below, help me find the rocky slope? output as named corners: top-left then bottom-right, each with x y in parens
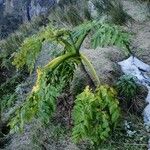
top-left (0, 0), bottom-right (150, 150)
top-left (0, 0), bottom-right (56, 21)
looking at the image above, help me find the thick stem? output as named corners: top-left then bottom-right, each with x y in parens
top-left (68, 34), bottom-right (77, 52)
top-left (80, 53), bottom-right (100, 87)
top-left (75, 31), bottom-right (90, 54)
top-left (59, 37), bottom-right (74, 52)
top-left (44, 52), bottom-right (76, 71)
top-left (80, 62), bottom-right (96, 89)
top-left (33, 52), bottom-right (78, 93)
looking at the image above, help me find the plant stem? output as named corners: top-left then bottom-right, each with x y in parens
top-left (68, 34), bottom-right (77, 52)
top-left (75, 31), bottom-right (90, 54)
top-left (80, 62), bottom-right (96, 89)
top-left (44, 52), bottom-right (76, 70)
top-left (80, 53), bottom-right (100, 87)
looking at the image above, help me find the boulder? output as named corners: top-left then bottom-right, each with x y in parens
top-left (71, 47), bottom-right (126, 96)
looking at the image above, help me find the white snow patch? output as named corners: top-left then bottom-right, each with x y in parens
top-left (118, 55), bottom-right (150, 148)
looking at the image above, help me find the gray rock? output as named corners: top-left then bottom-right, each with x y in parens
top-left (71, 47), bottom-right (125, 96)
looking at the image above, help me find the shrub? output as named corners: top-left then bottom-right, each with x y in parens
top-left (1, 93), bottom-right (17, 112)
top-left (0, 73), bottom-right (24, 110)
top-left (116, 75), bottom-right (138, 101)
top-left (116, 75), bottom-right (139, 111)
top-left (0, 33), bottom-right (24, 69)
top-left (12, 36), bottom-right (43, 73)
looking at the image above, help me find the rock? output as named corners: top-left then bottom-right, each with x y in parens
top-left (28, 0), bottom-right (56, 20)
top-left (71, 47), bottom-right (126, 95)
top-left (118, 56), bottom-right (150, 83)
top-left (132, 22), bottom-right (150, 65)
top-left (122, 0), bottom-right (149, 22)
top-left (82, 47), bottom-right (126, 84)
top-left (1, 0), bottom-right (56, 21)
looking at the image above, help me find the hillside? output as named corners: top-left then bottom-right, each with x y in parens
top-left (0, 0), bottom-right (150, 150)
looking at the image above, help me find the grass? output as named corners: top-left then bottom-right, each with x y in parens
top-left (49, 0), bottom-right (92, 27)
top-left (92, 0), bottom-right (133, 25)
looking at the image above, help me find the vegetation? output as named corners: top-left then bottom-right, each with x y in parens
top-left (116, 75), bottom-right (139, 109)
top-left (50, 0), bottom-right (133, 26)
top-left (116, 75), bottom-right (138, 101)
top-left (0, 0), bottom-right (149, 149)
top-left (0, 74), bottom-right (23, 111)
top-left (8, 20), bottom-right (131, 148)
top-left (0, 15), bottom-right (50, 70)
top-left (72, 85), bottom-right (120, 147)
top-left (0, 15), bottom-right (51, 133)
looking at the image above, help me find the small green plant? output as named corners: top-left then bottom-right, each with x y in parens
top-left (116, 75), bottom-right (139, 111)
top-left (0, 73), bottom-right (23, 124)
top-left (72, 85), bottom-right (120, 147)
top-left (116, 75), bottom-right (138, 100)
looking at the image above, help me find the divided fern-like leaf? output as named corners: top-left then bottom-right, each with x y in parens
top-left (12, 36), bottom-right (42, 73)
top-left (9, 58), bottom-right (77, 132)
top-left (91, 23), bottom-right (131, 54)
top-left (72, 85), bottom-right (120, 146)
top-left (72, 21), bottom-right (131, 55)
